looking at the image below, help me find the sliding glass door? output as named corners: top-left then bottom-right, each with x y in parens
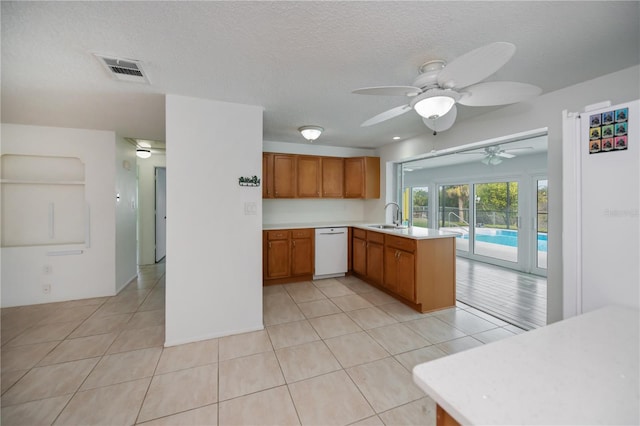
top-left (533, 177), bottom-right (548, 275)
top-left (438, 184), bottom-right (470, 253)
top-left (473, 181), bottom-right (519, 263)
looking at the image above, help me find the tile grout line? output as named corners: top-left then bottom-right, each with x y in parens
top-left (264, 323), bottom-right (304, 426)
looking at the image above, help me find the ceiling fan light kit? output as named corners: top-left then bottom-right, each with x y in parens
top-left (298, 125), bottom-right (323, 142)
top-left (411, 90), bottom-right (460, 120)
top-left (136, 149), bottom-right (151, 159)
top-left (482, 155), bottom-right (503, 166)
top-left (353, 42), bottom-right (541, 133)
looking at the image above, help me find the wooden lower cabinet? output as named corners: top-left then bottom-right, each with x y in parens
top-left (366, 242), bottom-right (384, 285)
top-left (396, 249), bottom-right (416, 301)
top-left (266, 238), bottom-right (290, 279)
top-left (352, 236), bottom-right (367, 276)
top-left (383, 247), bottom-right (398, 293)
top-left (353, 228), bottom-right (455, 313)
top-left (263, 228), bottom-right (314, 284)
top-left (291, 230), bottom-right (313, 276)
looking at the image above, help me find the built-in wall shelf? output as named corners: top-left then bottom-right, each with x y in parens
top-left (1, 154), bottom-right (87, 248)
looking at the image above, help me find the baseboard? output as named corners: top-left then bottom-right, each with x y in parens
top-left (115, 274), bottom-right (138, 294)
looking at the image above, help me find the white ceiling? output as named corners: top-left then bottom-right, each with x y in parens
top-left (2, 1), bottom-right (639, 149)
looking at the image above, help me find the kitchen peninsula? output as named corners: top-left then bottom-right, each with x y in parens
top-left (413, 305), bottom-right (639, 425)
top-left (263, 223), bottom-right (458, 314)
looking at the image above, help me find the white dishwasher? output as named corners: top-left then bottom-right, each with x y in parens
top-left (314, 227), bottom-right (348, 280)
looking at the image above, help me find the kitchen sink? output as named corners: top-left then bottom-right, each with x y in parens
top-left (367, 224), bottom-right (408, 230)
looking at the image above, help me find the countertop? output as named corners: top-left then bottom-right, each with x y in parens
top-left (412, 305), bottom-right (640, 425)
top-left (263, 222), bottom-right (459, 240)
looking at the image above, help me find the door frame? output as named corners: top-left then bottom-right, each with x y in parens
top-left (154, 166), bottom-right (167, 263)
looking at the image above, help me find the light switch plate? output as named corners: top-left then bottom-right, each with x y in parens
top-left (244, 202), bottom-right (257, 215)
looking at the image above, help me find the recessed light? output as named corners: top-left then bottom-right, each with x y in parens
top-left (393, 136), bottom-right (401, 140)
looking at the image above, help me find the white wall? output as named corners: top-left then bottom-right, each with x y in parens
top-left (262, 140), bottom-right (376, 224)
top-left (137, 153), bottom-right (167, 265)
top-left (165, 95), bottom-right (263, 346)
top-left (115, 136), bottom-right (138, 292)
top-left (376, 65), bottom-right (640, 324)
top-left (1, 124), bottom-right (117, 307)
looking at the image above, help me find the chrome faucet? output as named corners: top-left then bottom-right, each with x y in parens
top-left (385, 202), bottom-right (402, 226)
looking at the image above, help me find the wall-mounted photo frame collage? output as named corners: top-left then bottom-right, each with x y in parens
top-left (589, 107), bottom-right (628, 154)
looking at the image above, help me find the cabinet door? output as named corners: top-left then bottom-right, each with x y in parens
top-left (262, 153), bottom-right (274, 198)
top-left (297, 156), bottom-right (321, 198)
top-left (384, 247), bottom-right (398, 292)
top-left (322, 157), bottom-right (344, 198)
top-left (291, 237), bottom-right (313, 276)
top-left (367, 242), bottom-right (384, 285)
top-left (397, 250), bottom-right (416, 301)
top-left (274, 154), bottom-right (296, 198)
top-left (344, 157), bottom-right (364, 198)
top-left (353, 237), bottom-right (367, 276)
top-left (266, 239), bottom-right (290, 278)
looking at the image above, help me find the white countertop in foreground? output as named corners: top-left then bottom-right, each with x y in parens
top-left (413, 305), bottom-right (639, 425)
top-left (263, 222), bottom-right (459, 240)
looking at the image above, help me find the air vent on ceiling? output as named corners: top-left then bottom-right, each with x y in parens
top-left (94, 54), bottom-right (150, 84)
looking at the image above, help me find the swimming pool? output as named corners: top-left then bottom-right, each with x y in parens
top-left (457, 229), bottom-right (548, 252)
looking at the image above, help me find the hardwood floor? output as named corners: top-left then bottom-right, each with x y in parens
top-left (455, 257), bottom-right (547, 330)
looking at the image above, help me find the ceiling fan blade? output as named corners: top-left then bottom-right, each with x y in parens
top-left (361, 104), bottom-right (412, 127)
top-left (497, 152), bottom-right (515, 159)
top-left (458, 81), bottom-right (542, 106)
top-left (422, 104), bottom-right (457, 133)
top-left (353, 86), bottom-right (421, 96)
top-left (437, 42), bottom-right (516, 89)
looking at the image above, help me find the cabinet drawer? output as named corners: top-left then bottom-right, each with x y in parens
top-left (353, 228), bottom-right (367, 240)
top-left (367, 231), bottom-right (385, 244)
top-left (385, 235), bottom-right (416, 252)
top-left (291, 229), bottom-right (312, 239)
top-left (267, 230), bottom-right (290, 240)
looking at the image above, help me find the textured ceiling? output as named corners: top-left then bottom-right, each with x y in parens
top-left (2, 1), bottom-right (639, 148)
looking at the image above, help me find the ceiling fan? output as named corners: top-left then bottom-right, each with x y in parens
top-left (458, 145), bottom-right (533, 165)
top-left (352, 42), bottom-right (541, 134)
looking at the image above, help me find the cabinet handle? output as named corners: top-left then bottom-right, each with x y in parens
top-left (293, 240), bottom-right (296, 247)
top-left (268, 242), bottom-right (271, 248)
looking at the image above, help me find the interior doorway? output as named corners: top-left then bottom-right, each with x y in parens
top-left (155, 167), bottom-right (166, 263)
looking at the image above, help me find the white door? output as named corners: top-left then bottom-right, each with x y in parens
top-left (155, 167), bottom-right (166, 262)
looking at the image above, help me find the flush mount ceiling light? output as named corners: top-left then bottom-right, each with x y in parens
top-left (410, 89), bottom-right (461, 120)
top-left (298, 126), bottom-right (323, 142)
top-left (136, 149), bottom-right (151, 159)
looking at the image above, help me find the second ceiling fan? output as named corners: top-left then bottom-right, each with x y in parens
top-left (353, 42), bottom-right (541, 134)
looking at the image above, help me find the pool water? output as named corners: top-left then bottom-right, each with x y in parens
top-left (457, 229), bottom-right (548, 252)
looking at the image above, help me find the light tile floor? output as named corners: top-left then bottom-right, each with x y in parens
top-left (0, 263), bottom-right (526, 425)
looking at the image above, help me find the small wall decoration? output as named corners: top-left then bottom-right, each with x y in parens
top-left (588, 107), bottom-right (628, 154)
top-left (238, 175), bottom-right (261, 187)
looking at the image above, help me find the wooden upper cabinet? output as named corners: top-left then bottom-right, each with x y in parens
top-left (296, 156), bottom-right (321, 198)
top-left (321, 157), bottom-right (344, 198)
top-left (262, 152), bottom-right (378, 199)
top-left (344, 157), bottom-right (380, 199)
top-left (273, 154), bottom-right (296, 198)
top-left (262, 153), bottom-right (274, 198)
